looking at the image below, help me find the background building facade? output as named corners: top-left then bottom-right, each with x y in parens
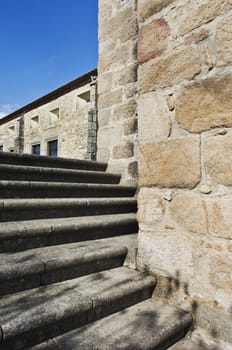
top-left (0, 69), bottom-right (97, 160)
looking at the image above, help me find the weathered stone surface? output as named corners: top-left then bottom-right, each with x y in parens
top-left (204, 135), bottom-right (232, 186)
top-left (176, 75), bottom-right (232, 133)
top-left (98, 109), bottom-right (111, 128)
top-left (163, 191), bottom-right (173, 202)
top-left (123, 118), bottom-right (137, 135)
top-left (166, 95), bottom-right (175, 111)
top-left (169, 193), bottom-right (208, 235)
top-left (196, 299), bottom-right (232, 344)
top-left (99, 43), bottom-right (131, 72)
top-left (98, 73), bottom-right (113, 95)
top-left (170, 327), bottom-right (232, 349)
top-left (118, 8), bottom-right (137, 44)
top-left (138, 0), bottom-right (174, 21)
top-left (98, 90), bottom-right (122, 110)
top-left (113, 99), bottom-right (137, 121)
top-left (30, 299), bottom-right (192, 350)
top-left (137, 188), bottom-right (164, 225)
top-left (137, 230), bottom-right (194, 280)
top-left (217, 128), bottom-right (227, 136)
top-left (207, 197), bottom-right (232, 239)
top-left (217, 15), bottom-right (232, 66)
top-left (138, 91), bottom-right (171, 143)
top-left (0, 239), bottom-right (130, 295)
top-left (139, 136), bottom-right (200, 188)
top-left (99, 7), bottom-right (137, 43)
top-left (200, 45), bottom-right (214, 71)
top-left (98, 2), bottom-right (137, 182)
top-left (200, 185), bottom-right (211, 194)
top-left (97, 126), bottom-right (123, 149)
top-left (124, 83), bottom-right (137, 99)
top-left (0, 267), bottom-right (155, 347)
top-left (184, 29), bottom-right (210, 45)
top-left (195, 297), bottom-right (232, 344)
top-left (174, 0), bottom-right (232, 36)
top-left (107, 160), bottom-right (129, 176)
top-left (169, 192), bottom-right (232, 239)
top-left (138, 18), bottom-right (169, 64)
top-left (113, 142), bottom-right (134, 159)
top-left (139, 47), bottom-right (201, 93)
top-left (98, 2), bottom-right (112, 24)
top-left (112, 0), bottom-right (133, 11)
top-left (210, 256), bottom-right (232, 291)
top-left (127, 161), bottom-right (138, 178)
top-left (118, 65), bottom-right (137, 85)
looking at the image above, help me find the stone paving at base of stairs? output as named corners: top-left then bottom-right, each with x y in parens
top-left (28, 299), bottom-right (192, 350)
top-left (170, 328), bottom-right (232, 350)
top-left (0, 267), bottom-right (156, 348)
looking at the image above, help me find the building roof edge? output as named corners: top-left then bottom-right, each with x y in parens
top-left (0, 68), bottom-right (97, 125)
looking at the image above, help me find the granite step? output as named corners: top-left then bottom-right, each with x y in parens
top-left (0, 213), bottom-right (138, 252)
top-left (28, 299), bottom-right (192, 350)
top-left (0, 234), bottom-right (137, 295)
top-left (0, 267), bottom-right (156, 349)
top-left (0, 151), bottom-right (107, 171)
top-left (0, 180), bottom-right (136, 198)
top-left (0, 197), bottom-right (137, 222)
top-left (0, 164), bottom-right (121, 184)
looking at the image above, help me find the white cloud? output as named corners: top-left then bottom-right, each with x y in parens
top-left (0, 104), bottom-right (21, 119)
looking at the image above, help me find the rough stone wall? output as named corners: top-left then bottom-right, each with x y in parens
top-left (97, 0), bottom-right (138, 184)
top-left (137, 0), bottom-right (232, 342)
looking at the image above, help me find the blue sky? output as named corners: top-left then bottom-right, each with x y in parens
top-left (0, 0), bottom-right (98, 117)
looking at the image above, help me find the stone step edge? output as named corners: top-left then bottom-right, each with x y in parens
top-left (0, 214), bottom-right (138, 252)
top-left (0, 243), bottom-right (129, 296)
top-left (0, 268), bottom-right (156, 348)
top-left (0, 213), bottom-right (137, 239)
top-left (0, 180), bottom-right (136, 196)
top-left (0, 198), bottom-right (137, 222)
top-left (0, 197), bottom-right (136, 209)
top-left (0, 164), bottom-right (121, 184)
top-left (28, 299), bottom-right (192, 350)
top-left (0, 234), bottom-right (138, 281)
top-left (0, 152), bottom-right (107, 171)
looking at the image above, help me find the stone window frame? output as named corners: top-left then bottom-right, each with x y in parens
top-left (77, 90), bottom-right (91, 103)
top-left (31, 142), bottom-right (41, 155)
top-left (30, 115), bottom-right (40, 129)
top-left (49, 108), bottom-right (60, 125)
top-left (8, 125), bottom-right (15, 135)
top-left (47, 138), bottom-right (58, 157)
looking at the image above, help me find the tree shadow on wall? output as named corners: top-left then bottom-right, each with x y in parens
top-left (154, 269), bottom-right (229, 350)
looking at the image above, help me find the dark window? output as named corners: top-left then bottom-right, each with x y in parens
top-left (0, 145), bottom-right (3, 152)
top-left (48, 139), bottom-right (58, 157)
top-left (32, 144), bottom-right (40, 155)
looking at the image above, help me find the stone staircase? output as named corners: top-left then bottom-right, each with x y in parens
top-left (0, 152), bottom-right (192, 349)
